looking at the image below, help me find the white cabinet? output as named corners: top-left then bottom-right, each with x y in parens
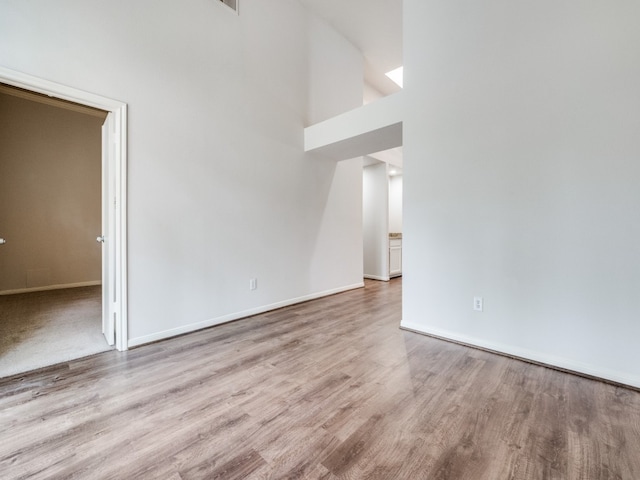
top-left (389, 238), bottom-right (402, 277)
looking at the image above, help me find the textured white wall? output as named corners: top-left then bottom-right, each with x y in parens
top-left (402, 0), bottom-right (640, 386)
top-left (0, 0), bottom-right (364, 344)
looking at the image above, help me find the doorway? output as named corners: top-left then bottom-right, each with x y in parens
top-left (362, 148), bottom-right (403, 282)
top-left (0, 68), bottom-right (128, 372)
top-left (0, 85), bottom-right (110, 376)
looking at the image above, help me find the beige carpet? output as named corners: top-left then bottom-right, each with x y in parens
top-left (0, 286), bottom-right (113, 378)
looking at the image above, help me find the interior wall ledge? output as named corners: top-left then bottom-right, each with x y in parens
top-left (304, 91), bottom-right (404, 161)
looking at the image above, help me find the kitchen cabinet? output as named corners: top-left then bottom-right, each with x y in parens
top-left (389, 237), bottom-right (402, 277)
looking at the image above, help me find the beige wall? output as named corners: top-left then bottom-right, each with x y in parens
top-left (0, 91), bottom-right (105, 293)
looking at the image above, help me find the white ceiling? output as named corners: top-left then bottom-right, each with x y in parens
top-left (298, 0), bottom-right (403, 96)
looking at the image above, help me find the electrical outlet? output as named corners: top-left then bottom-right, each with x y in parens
top-left (249, 278), bottom-right (257, 291)
top-left (473, 297), bottom-right (483, 312)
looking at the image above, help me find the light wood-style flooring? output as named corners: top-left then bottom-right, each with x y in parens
top-left (1, 279), bottom-right (639, 479)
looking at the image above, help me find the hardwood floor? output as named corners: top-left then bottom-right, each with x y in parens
top-left (1, 279), bottom-right (639, 479)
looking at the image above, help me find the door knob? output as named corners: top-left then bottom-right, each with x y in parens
top-left (0, 238), bottom-right (6, 245)
top-left (96, 236), bottom-right (105, 243)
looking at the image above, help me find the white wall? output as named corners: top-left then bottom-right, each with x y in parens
top-left (388, 175), bottom-right (402, 234)
top-left (402, 0), bottom-right (640, 387)
top-left (0, 0), bottom-right (364, 345)
top-left (363, 161), bottom-right (389, 281)
top-left (0, 93), bottom-right (104, 293)
top-left (363, 83), bottom-right (383, 105)
top-left (308, 14), bottom-right (363, 124)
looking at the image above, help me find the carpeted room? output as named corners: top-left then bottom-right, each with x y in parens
top-left (0, 85), bottom-right (112, 378)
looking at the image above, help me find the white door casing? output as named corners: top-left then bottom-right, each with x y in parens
top-left (0, 67), bottom-right (129, 351)
top-left (101, 115), bottom-right (115, 346)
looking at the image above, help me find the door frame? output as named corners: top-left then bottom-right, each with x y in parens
top-left (0, 67), bottom-right (129, 351)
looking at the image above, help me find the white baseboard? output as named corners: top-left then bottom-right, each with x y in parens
top-left (400, 320), bottom-right (640, 390)
top-left (128, 282), bottom-right (365, 348)
top-left (0, 280), bottom-right (101, 296)
top-left (363, 274), bottom-right (390, 281)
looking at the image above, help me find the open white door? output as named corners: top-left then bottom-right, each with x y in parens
top-left (101, 114), bottom-right (116, 346)
top-left (1, 66), bottom-right (128, 351)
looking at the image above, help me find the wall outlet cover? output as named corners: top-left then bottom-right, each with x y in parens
top-left (473, 297), bottom-right (483, 312)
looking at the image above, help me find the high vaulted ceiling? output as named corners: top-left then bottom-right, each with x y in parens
top-left (298, 0), bottom-right (403, 96)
